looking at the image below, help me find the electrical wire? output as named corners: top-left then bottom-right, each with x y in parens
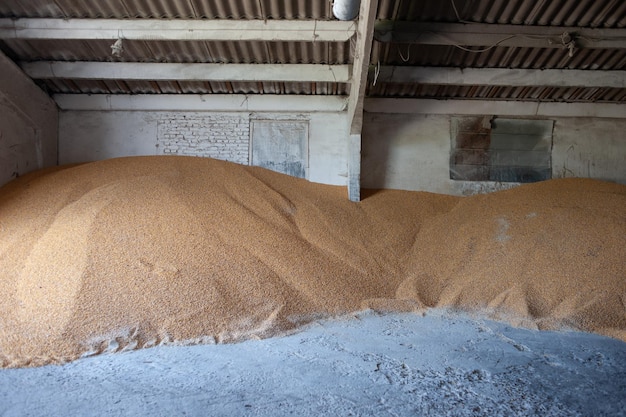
top-left (450, 0), bottom-right (472, 24)
top-left (373, 60), bottom-right (380, 85)
top-left (398, 43), bottom-right (411, 61)
top-left (449, 35), bottom-right (517, 53)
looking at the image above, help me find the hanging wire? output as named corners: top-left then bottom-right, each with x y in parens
top-left (448, 35), bottom-right (517, 53)
top-left (398, 44), bottom-right (411, 62)
top-left (450, 0), bottom-right (472, 24)
top-left (373, 60), bottom-right (381, 86)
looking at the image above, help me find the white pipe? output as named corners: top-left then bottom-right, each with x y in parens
top-left (333, 0), bottom-right (361, 21)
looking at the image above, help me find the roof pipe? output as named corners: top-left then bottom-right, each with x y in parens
top-left (333, 0), bottom-right (361, 21)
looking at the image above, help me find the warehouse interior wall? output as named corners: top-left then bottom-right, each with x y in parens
top-left (0, 51), bottom-right (58, 187)
top-left (362, 113), bottom-right (626, 195)
top-left (59, 110), bottom-right (349, 186)
top-left (59, 109), bottom-right (625, 194)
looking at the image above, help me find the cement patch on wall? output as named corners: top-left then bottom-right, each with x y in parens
top-left (251, 120), bottom-right (308, 178)
top-left (362, 113), bottom-right (455, 194)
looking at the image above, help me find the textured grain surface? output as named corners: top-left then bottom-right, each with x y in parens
top-left (0, 156), bottom-right (624, 367)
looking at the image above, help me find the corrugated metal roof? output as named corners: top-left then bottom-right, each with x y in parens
top-left (36, 78), bottom-right (350, 95)
top-left (376, 0), bottom-right (626, 28)
top-left (4, 0), bottom-right (623, 27)
top-left (0, 39), bottom-right (352, 65)
top-left (0, 0), bottom-right (624, 102)
top-left (0, 1), bottom-right (350, 96)
top-left (0, 0), bottom-right (334, 20)
top-left (367, 82), bottom-right (626, 103)
top-left (369, 0), bottom-right (626, 102)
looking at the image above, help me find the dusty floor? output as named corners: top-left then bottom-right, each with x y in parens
top-left (1, 310), bottom-right (625, 417)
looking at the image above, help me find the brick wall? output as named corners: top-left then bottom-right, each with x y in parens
top-left (157, 113), bottom-right (250, 164)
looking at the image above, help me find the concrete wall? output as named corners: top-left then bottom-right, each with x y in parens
top-left (0, 51), bottom-right (58, 187)
top-left (59, 110), bottom-right (349, 186)
top-left (552, 118), bottom-right (626, 182)
top-left (58, 107), bottom-right (625, 195)
top-left (363, 113), bottom-right (626, 195)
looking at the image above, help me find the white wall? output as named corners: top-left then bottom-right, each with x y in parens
top-left (307, 112), bottom-right (349, 185)
top-left (552, 118), bottom-right (626, 182)
top-left (59, 110), bottom-right (349, 186)
top-left (362, 113), bottom-right (626, 195)
top-left (0, 51), bottom-right (58, 186)
top-left (60, 111), bottom-right (157, 162)
top-left (362, 113), bottom-right (452, 193)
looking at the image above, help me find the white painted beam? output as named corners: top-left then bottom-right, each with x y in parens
top-left (364, 98), bottom-right (626, 119)
top-left (375, 21), bottom-right (626, 49)
top-left (347, 0), bottom-right (377, 135)
top-left (346, 0), bottom-right (378, 202)
top-left (374, 66), bottom-right (626, 88)
top-left (21, 62), bottom-right (351, 83)
top-left (0, 18), bottom-right (356, 42)
top-left (53, 94), bottom-right (349, 112)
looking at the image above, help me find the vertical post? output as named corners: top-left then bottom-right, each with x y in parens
top-left (346, 0), bottom-right (377, 201)
top-left (348, 133), bottom-right (361, 202)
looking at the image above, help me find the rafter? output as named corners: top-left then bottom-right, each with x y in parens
top-left (375, 21), bottom-right (626, 49)
top-left (365, 98), bottom-right (626, 119)
top-left (53, 94), bottom-right (348, 112)
top-left (20, 62), bottom-right (352, 83)
top-left (0, 18), bottom-right (356, 42)
top-left (372, 66), bottom-right (626, 88)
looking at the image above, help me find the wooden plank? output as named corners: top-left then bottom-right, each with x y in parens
top-left (347, 0), bottom-right (378, 202)
top-left (374, 66), bottom-right (626, 89)
top-left (0, 18), bottom-right (356, 42)
top-left (364, 98), bottom-right (626, 119)
top-left (53, 94), bottom-right (349, 112)
top-left (21, 62), bottom-right (352, 83)
top-left (375, 21), bottom-right (626, 49)
top-left (347, 0), bottom-right (378, 135)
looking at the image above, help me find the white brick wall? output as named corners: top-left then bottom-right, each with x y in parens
top-left (157, 113), bottom-right (250, 164)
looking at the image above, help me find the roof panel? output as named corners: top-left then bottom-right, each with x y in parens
top-left (35, 77), bottom-right (349, 95)
top-left (367, 81), bottom-right (625, 103)
top-left (0, 0), bottom-right (334, 19)
top-left (376, 0), bottom-right (626, 28)
top-left (1, 1), bottom-right (623, 101)
top-left (0, 39), bottom-right (352, 65)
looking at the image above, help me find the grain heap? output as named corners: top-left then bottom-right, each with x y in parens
top-left (0, 156), bottom-right (624, 367)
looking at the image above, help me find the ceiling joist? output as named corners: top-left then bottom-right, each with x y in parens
top-left (0, 18), bottom-right (356, 42)
top-left (365, 98), bottom-right (626, 119)
top-left (53, 94), bottom-right (348, 112)
top-left (20, 62), bottom-right (352, 83)
top-left (372, 66), bottom-right (626, 88)
top-left (375, 21), bottom-right (626, 49)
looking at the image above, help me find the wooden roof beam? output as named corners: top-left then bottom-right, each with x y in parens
top-left (375, 21), bottom-right (626, 49)
top-left (365, 98), bottom-right (626, 119)
top-left (20, 62), bottom-right (352, 83)
top-left (0, 18), bottom-right (356, 42)
top-left (372, 66), bottom-right (626, 88)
